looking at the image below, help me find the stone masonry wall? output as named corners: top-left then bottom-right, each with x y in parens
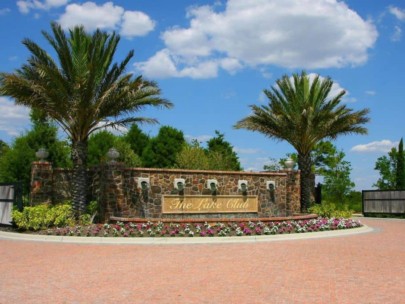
top-left (30, 162), bottom-right (300, 222)
top-left (30, 162), bottom-right (53, 205)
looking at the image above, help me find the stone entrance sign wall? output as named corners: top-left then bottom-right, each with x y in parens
top-left (30, 162), bottom-right (300, 222)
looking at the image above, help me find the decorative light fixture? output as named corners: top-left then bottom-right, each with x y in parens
top-left (174, 178), bottom-right (185, 195)
top-left (266, 181), bottom-right (276, 203)
top-left (107, 148), bottom-right (120, 163)
top-left (141, 181), bottom-right (148, 191)
top-left (285, 158), bottom-right (295, 171)
top-left (266, 181), bottom-right (276, 190)
top-left (137, 177), bottom-right (150, 191)
top-left (207, 179), bottom-right (218, 195)
top-left (238, 180), bottom-right (248, 196)
top-left (35, 148), bottom-right (49, 162)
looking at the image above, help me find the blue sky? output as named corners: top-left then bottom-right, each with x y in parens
top-left (1, 0), bottom-right (404, 190)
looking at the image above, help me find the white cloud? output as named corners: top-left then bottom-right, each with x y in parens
top-left (162, 26), bottom-right (213, 58)
top-left (219, 58), bottom-right (243, 74)
top-left (135, 49), bottom-right (220, 79)
top-left (259, 68), bottom-right (273, 79)
top-left (17, 0), bottom-right (68, 14)
top-left (0, 97), bottom-right (30, 137)
top-left (120, 11), bottom-right (155, 38)
top-left (58, 2), bottom-right (123, 32)
top-left (389, 6), bottom-right (405, 21)
top-left (135, 49), bottom-right (179, 79)
top-left (137, 0), bottom-right (377, 79)
top-left (365, 90), bottom-right (376, 96)
top-left (351, 140), bottom-right (398, 153)
top-left (391, 25), bottom-right (402, 42)
top-left (178, 60), bottom-right (219, 79)
top-left (57, 2), bottom-right (155, 38)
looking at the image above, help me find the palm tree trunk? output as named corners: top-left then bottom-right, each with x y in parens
top-left (71, 140), bottom-right (88, 216)
top-left (298, 153), bottom-right (312, 213)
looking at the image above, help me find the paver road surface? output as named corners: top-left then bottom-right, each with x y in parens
top-left (0, 217), bottom-right (404, 303)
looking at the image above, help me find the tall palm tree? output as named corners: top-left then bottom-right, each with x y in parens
top-left (234, 71), bottom-right (369, 212)
top-left (0, 22), bottom-right (172, 215)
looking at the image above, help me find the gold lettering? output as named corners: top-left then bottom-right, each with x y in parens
top-left (164, 195), bottom-right (257, 213)
top-left (226, 199), bottom-right (249, 209)
top-left (170, 199), bottom-right (193, 210)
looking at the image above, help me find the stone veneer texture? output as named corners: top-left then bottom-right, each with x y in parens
top-left (30, 162), bottom-right (300, 222)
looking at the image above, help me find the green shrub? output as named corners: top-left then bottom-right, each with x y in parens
top-left (79, 214), bottom-right (92, 226)
top-left (86, 200), bottom-right (99, 223)
top-left (86, 200), bottom-right (98, 215)
top-left (50, 204), bottom-right (75, 227)
top-left (309, 202), bottom-right (353, 218)
top-left (12, 203), bottom-right (75, 231)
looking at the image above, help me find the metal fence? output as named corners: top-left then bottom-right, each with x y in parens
top-left (362, 190), bottom-right (405, 215)
top-left (0, 182), bottom-right (23, 225)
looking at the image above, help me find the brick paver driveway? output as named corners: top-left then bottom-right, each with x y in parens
top-left (1, 217), bottom-right (404, 304)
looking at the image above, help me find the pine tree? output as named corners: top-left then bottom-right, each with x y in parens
top-left (396, 138), bottom-right (405, 189)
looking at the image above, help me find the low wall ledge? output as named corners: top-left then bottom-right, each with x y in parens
top-left (123, 167), bottom-right (293, 176)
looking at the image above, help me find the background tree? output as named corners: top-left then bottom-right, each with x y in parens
top-left (142, 126), bottom-right (185, 168)
top-left (263, 157), bottom-right (284, 171)
top-left (278, 153), bottom-right (298, 170)
top-left (206, 131), bottom-right (242, 171)
top-left (175, 140), bottom-right (210, 170)
top-left (235, 71), bottom-right (369, 212)
top-left (123, 124), bottom-right (150, 157)
top-left (0, 23), bottom-right (172, 214)
top-left (396, 138), bottom-right (405, 189)
top-left (374, 139), bottom-right (405, 190)
top-left (345, 190), bottom-right (362, 212)
top-left (0, 110), bottom-right (70, 194)
top-left (174, 132), bottom-right (242, 171)
top-left (87, 131), bottom-right (117, 166)
top-left (273, 141), bottom-right (355, 205)
top-left (0, 140), bottom-right (9, 157)
top-left (374, 147), bottom-right (398, 190)
top-left (321, 149), bottom-right (355, 205)
top-left (87, 131), bottom-right (142, 167)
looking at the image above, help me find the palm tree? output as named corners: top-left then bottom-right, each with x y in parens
top-left (234, 71), bottom-right (369, 212)
top-left (0, 22), bottom-right (172, 215)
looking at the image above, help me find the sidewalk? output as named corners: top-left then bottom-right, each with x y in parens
top-left (1, 217), bottom-right (404, 303)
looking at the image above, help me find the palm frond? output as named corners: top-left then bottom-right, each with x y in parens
top-left (235, 71), bottom-right (369, 154)
top-left (1, 22), bottom-right (172, 143)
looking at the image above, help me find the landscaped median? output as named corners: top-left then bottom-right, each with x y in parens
top-left (0, 217), bottom-right (372, 245)
top-left (4, 203), bottom-right (368, 242)
top-left (34, 217), bottom-right (362, 237)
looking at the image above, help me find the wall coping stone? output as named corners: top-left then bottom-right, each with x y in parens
top-left (123, 167), bottom-right (297, 176)
top-left (110, 214), bottom-right (316, 223)
top-left (31, 161), bottom-right (52, 165)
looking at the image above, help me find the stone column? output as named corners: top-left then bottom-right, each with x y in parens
top-left (30, 161), bottom-right (53, 205)
top-left (285, 170), bottom-right (300, 215)
top-left (98, 162), bottom-right (134, 222)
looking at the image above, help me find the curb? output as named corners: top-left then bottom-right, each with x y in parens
top-left (0, 225), bottom-right (374, 245)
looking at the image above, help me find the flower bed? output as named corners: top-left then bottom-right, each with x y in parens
top-left (41, 217), bottom-right (362, 237)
